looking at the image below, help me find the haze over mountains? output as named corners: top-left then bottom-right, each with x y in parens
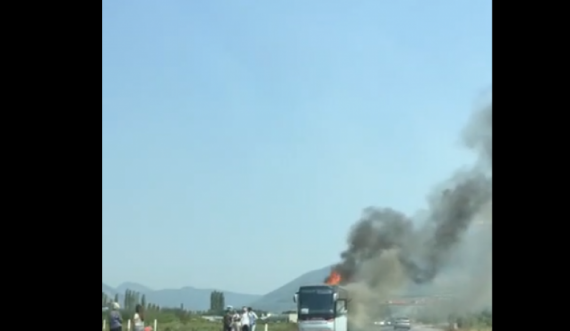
top-left (102, 282), bottom-right (262, 311)
top-left (104, 244), bottom-right (480, 313)
top-left (249, 266), bottom-right (331, 311)
top-left (103, 266), bottom-right (331, 312)
top-left (103, 266), bottom-right (459, 312)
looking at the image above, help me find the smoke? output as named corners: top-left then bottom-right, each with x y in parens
top-left (330, 102), bottom-right (492, 323)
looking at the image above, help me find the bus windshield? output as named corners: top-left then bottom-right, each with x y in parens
top-left (298, 288), bottom-right (334, 320)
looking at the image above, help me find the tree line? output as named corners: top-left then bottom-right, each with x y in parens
top-left (103, 289), bottom-right (268, 316)
top-left (102, 289), bottom-right (161, 311)
top-left (209, 291), bottom-right (225, 313)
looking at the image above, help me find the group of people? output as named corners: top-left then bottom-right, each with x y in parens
top-left (107, 302), bottom-right (147, 331)
top-left (223, 306), bottom-right (258, 331)
top-left (107, 301), bottom-right (257, 331)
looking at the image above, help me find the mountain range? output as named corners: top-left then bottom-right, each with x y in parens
top-left (103, 266), bottom-right (331, 312)
top-left (104, 264), bottom-right (467, 313)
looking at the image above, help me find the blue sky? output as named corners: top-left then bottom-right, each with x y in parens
top-left (102, 0), bottom-right (491, 295)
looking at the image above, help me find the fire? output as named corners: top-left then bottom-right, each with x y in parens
top-left (325, 270), bottom-right (341, 285)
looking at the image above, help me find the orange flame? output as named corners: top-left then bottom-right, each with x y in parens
top-left (325, 270), bottom-right (341, 285)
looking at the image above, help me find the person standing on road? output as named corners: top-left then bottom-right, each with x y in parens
top-left (223, 307), bottom-right (233, 331)
top-left (232, 309), bottom-right (241, 331)
top-left (247, 307), bottom-right (258, 331)
top-left (133, 304), bottom-right (145, 331)
top-left (240, 307), bottom-right (250, 331)
top-left (109, 302), bottom-right (123, 331)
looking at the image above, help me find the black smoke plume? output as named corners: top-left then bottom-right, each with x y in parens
top-left (329, 102), bottom-right (492, 286)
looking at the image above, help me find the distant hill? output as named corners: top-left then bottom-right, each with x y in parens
top-left (115, 282), bottom-right (153, 294)
top-left (249, 266), bottom-right (332, 312)
top-left (102, 282), bottom-right (261, 311)
top-left (103, 283), bottom-right (116, 296)
top-left (103, 267), bottom-right (331, 313)
top-left (247, 266), bottom-right (458, 312)
top-left (104, 263), bottom-right (461, 313)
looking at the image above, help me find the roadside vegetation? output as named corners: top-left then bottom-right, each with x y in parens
top-left (447, 310), bottom-right (492, 331)
top-left (103, 289), bottom-right (491, 331)
top-left (103, 289), bottom-right (295, 331)
top-left (415, 309), bottom-right (491, 331)
top-left (102, 310), bottom-right (296, 331)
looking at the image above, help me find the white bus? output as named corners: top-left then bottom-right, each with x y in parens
top-left (293, 285), bottom-right (349, 331)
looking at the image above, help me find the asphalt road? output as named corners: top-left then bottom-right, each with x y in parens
top-left (411, 326), bottom-right (442, 331)
top-left (378, 325), bottom-right (442, 331)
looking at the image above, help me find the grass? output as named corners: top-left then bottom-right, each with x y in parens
top-left (103, 319), bottom-right (297, 331)
top-left (161, 322), bottom-right (295, 331)
top-left (444, 322), bottom-right (492, 331)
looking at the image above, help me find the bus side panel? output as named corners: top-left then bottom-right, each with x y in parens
top-left (298, 320), bottom-right (335, 331)
top-left (334, 315), bottom-right (348, 331)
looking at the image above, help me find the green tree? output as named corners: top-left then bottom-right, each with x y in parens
top-left (124, 290), bottom-right (129, 310)
top-left (209, 291), bottom-right (225, 313)
top-left (128, 290), bottom-right (133, 310)
top-left (123, 289), bottom-right (141, 310)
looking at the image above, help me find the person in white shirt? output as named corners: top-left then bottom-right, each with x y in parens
top-left (240, 306), bottom-right (250, 331)
top-left (247, 307), bottom-right (258, 331)
top-left (232, 309), bottom-right (241, 331)
top-left (132, 304), bottom-right (145, 331)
